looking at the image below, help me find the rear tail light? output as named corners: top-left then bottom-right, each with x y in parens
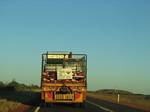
top-left (47, 92), bottom-right (53, 98)
top-left (75, 93), bottom-right (80, 99)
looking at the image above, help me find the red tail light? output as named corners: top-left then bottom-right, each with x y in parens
top-left (48, 92), bottom-right (53, 98)
top-left (75, 93), bottom-right (80, 99)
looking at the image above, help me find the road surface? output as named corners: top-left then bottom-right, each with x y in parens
top-left (30, 96), bottom-right (146, 112)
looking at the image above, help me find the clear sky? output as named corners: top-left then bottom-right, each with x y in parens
top-left (0, 0), bottom-right (150, 94)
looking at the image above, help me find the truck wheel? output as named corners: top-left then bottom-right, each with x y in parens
top-left (40, 100), bottom-right (46, 107)
top-left (79, 101), bottom-right (86, 108)
top-left (74, 103), bottom-right (84, 108)
top-left (47, 103), bottom-right (53, 107)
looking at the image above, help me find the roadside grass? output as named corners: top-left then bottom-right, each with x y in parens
top-left (88, 92), bottom-right (150, 111)
top-left (0, 80), bottom-right (40, 112)
top-left (0, 99), bottom-right (20, 112)
top-left (0, 90), bottom-right (40, 112)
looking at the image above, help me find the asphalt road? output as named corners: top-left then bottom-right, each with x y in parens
top-left (35, 101), bottom-right (110, 112)
top-left (30, 96), bottom-right (146, 112)
top-left (87, 96), bottom-right (146, 112)
top-left (37, 102), bottom-right (108, 112)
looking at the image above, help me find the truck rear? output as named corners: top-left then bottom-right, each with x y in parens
top-left (41, 52), bottom-right (87, 105)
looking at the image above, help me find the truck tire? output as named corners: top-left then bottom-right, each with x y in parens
top-left (47, 103), bottom-right (53, 107)
top-left (79, 101), bottom-right (86, 108)
top-left (40, 100), bottom-right (46, 107)
top-left (74, 102), bottom-right (85, 108)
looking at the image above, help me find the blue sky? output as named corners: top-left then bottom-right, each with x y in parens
top-left (0, 0), bottom-right (150, 94)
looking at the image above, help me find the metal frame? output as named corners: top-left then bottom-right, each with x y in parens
top-left (41, 52), bottom-right (87, 87)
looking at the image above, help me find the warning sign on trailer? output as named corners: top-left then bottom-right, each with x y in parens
top-left (57, 68), bottom-right (73, 80)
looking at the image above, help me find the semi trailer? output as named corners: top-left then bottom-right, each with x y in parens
top-left (41, 52), bottom-right (87, 106)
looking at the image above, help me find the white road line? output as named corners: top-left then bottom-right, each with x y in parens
top-left (34, 106), bottom-right (40, 112)
top-left (86, 100), bottom-right (114, 112)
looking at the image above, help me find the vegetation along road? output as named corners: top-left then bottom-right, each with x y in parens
top-left (0, 81), bottom-right (149, 112)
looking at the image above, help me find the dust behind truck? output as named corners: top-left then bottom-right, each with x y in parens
top-left (41, 52), bottom-right (87, 106)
